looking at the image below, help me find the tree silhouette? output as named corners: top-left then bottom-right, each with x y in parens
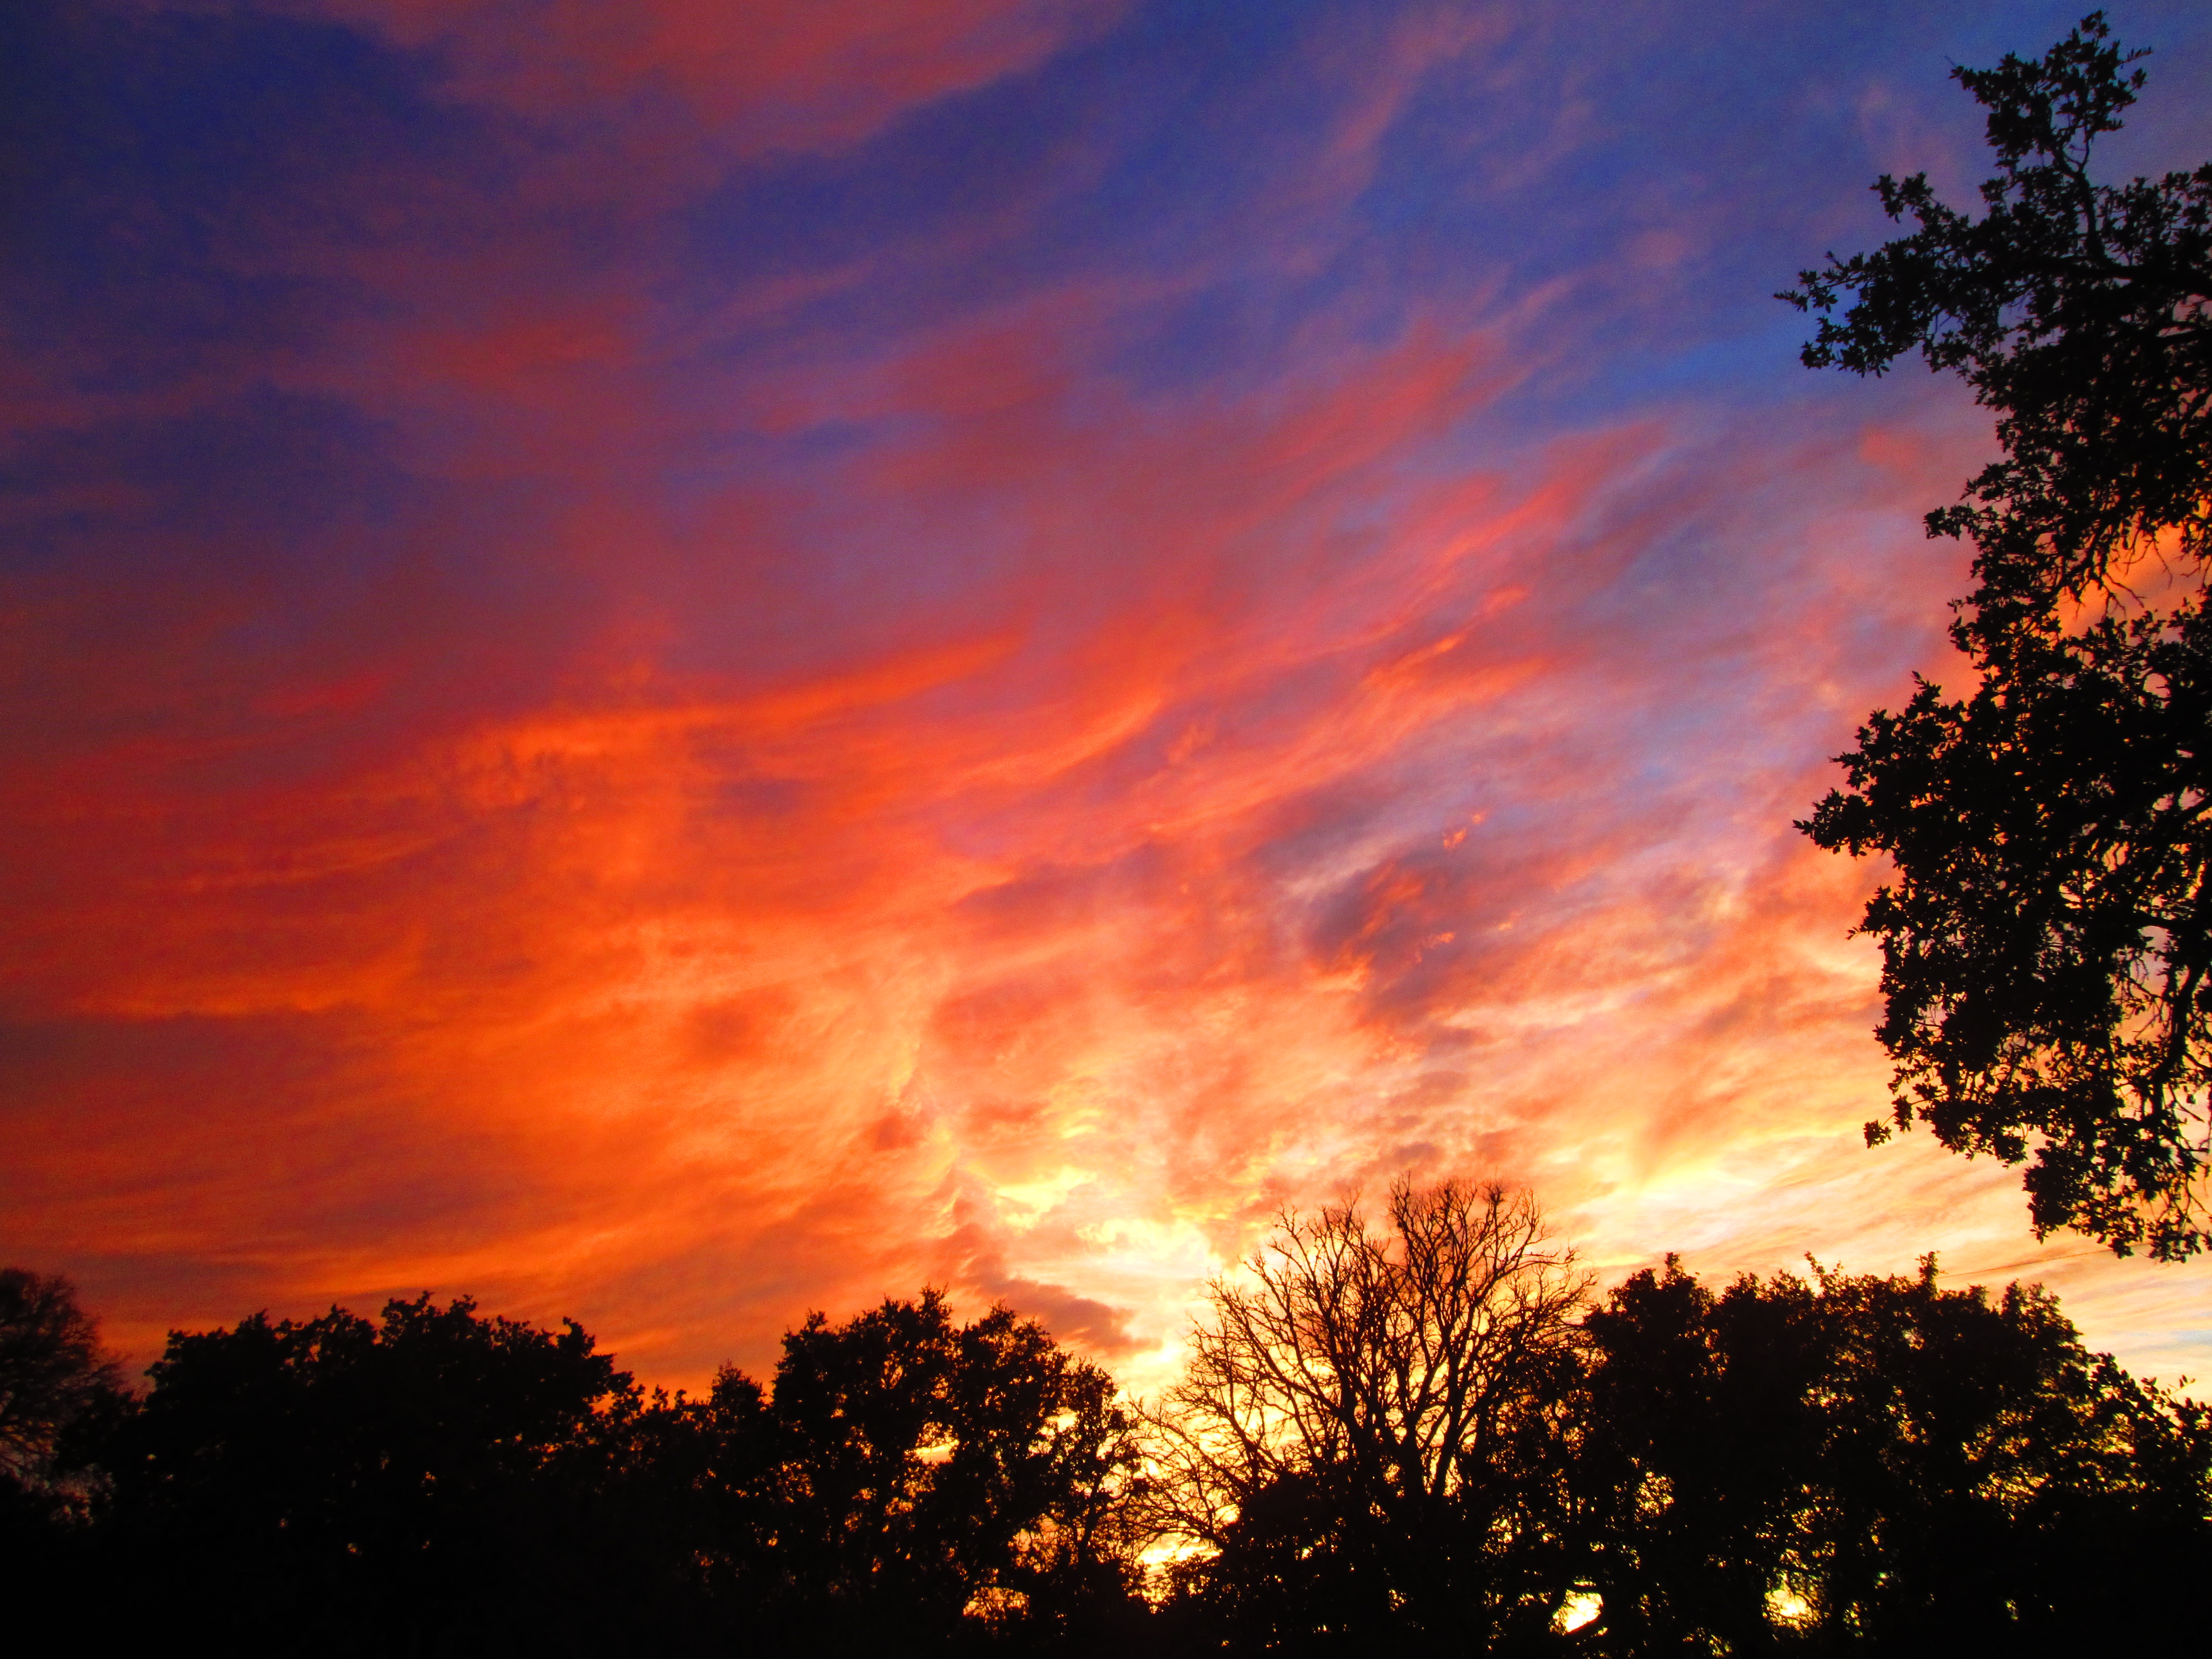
top-left (0, 1269), bottom-right (128, 1615)
top-left (98, 1293), bottom-right (642, 1655)
top-left (734, 1289), bottom-right (1147, 1653)
top-left (1784, 12), bottom-right (2212, 1257)
top-left (1577, 1256), bottom-right (2212, 1652)
top-left (20, 1240), bottom-right (2202, 1651)
top-left (0, 1268), bottom-right (122, 1488)
top-left (1148, 1181), bottom-right (1591, 1652)
top-left (59, 1281), bottom-right (1146, 1655)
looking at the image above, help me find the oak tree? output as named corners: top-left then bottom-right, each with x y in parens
top-left (1786, 13), bottom-right (2212, 1256)
top-left (1578, 1256), bottom-right (2212, 1652)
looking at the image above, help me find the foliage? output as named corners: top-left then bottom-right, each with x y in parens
top-left (13, 1230), bottom-right (2206, 1652)
top-left (1784, 12), bottom-right (2212, 1256)
top-left (1577, 1256), bottom-right (2212, 1653)
top-left (64, 1282), bottom-right (1145, 1656)
top-left (1812, 600), bottom-right (2210, 1254)
top-left (99, 1293), bottom-right (640, 1654)
top-left (0, 1268), bottom-right (128, 1616)
top-left (1784, 11), bottom-right (2211, 608)
top-left (729, 1289), bottom-right (1148, 1651)
top-left (0, 1267), bottom-right (121, 1487)
top-left (1146, 1181), bottom-right (1592, 1652)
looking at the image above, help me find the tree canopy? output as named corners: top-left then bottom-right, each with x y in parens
top-left (100, 1292), bottom-right (641, 1653)
top-left (0, 1268), bottom-right (120, 1488)
top-left (1137, 1187), bottom-right (2211, 1653)
top-left (722, 1288), bottom-right (1145, 1650)
top-left (1577, 1255), bottom-right (2209, 1652)
top-left (27, 1282), bottom-right (1144, 1657)
top-left (5, 1229), bottom-right (2204, 1654)
top-left (0, 1268), bottom-right (126, 1599)
top-left (1784, 12), bottom-right (2212, 1257)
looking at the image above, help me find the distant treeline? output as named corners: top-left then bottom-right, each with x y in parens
top-left (4, 1183), bottom-right (2205, 1656)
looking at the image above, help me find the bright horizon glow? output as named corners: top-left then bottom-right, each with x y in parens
top-left (2, 0), bottom-right (2207, 1397)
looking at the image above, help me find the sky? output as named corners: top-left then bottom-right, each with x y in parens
top-left (5, 0), bottom-right (2209, 1394)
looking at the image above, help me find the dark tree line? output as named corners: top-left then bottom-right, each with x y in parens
top-left (1, 1277), bottom-right (1143, 1657)
top-left (6, 1188), bottom-right (2204, 1655)
top-left (1575, 1254), bottom-right (2205, 1653)
top-left (1147, 1182), bottom-right (2207, 1656)
top-left (1784, 13), bottom-right (2212, 1256)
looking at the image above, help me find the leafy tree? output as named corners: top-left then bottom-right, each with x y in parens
top-left (1147, 1181), bottom-right (1591, 1653)
top-left (1784, 12), bottom-right (2212, 1256)
top-left (98, 1293), bottom-right (644, 1655)
top-left (57, 1280), bottom-right (1144, 1655)
top-left (735, 1289), bottom-right (1148, 1653)
top-left (0, 1267), bottom-right (122, 1488)
top-left (0, 1269), bottom-right (128, 1614)
top-left (1576, 1256), bottom-right (2211, 1653)
top-left (587, 1360), bottom-right (781, 1639)
top-left (1787, 14), bottom-right (2210, 606)
top-left (22, 1244), bottom-right (2205, 1652)
top-left (1812, 602), bottom-right (2210, 1257)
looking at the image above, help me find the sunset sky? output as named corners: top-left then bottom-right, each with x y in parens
top-left (6, 0), bottom-right (2209, 1393)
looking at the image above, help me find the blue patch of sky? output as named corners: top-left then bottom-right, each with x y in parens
top-left (0, 388), bottom-right (413, 577)
top-left (670, 0), bottom-right (1332, 369)
top-left (1, 1), bottom-right (498, 386)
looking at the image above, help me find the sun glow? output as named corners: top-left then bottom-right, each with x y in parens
top-left (1554, 1589), bottom-right (1602, 1634)
top-left (1767, 1584), bottom-right (1816, 1629)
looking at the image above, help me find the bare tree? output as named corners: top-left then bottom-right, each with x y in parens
top-left (1144, 1180), bottom-right (1592, 1645)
